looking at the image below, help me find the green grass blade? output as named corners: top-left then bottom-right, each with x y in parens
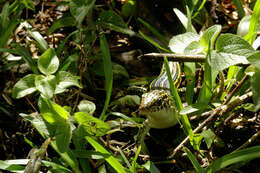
top-left (85, 136), bottom-right (127, 173)
top-left (163, 56), bottom-right (193, 137)
top-left (99, 33), bottom-right (113, 120)
top-left (184, 147), bottom-right (205, 173)
top-left (244, 0), bottom-right (260, 44)
top-left (0, 48), bottom-right (39, 74)
top-left (130, 145), bottom-right (141, 172)
top-left (138, 31), bottom-right (171, 53)
top-left (137, 18), bottom-right (168, 44)
top-left (173, 8), bottom-right (197, 33)
top-left (232, 0), bottom-right (245, 18)
top-left (192, 0), bottom-right (207, 19)
top-left (206, 145), bottom-right (260, 173)
top-left (184, 62), bottom-right (196, 105)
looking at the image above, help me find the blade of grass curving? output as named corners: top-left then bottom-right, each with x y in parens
top-left (184, 62), bottom-right (196, 105)
top-left (0, 48), bottom-right (38, 74)
top-left (22, 22), bottom-right (48, 52)
top-left (138, 31), bottom-right (171, 53)
top-left (99, 33), bottom-right (113, 120)
top-left (206, 145), bottom-right (260, 173)
top-left (192, 0), bottom-right (207, 19)
top-left (232, 0), bottom-right (245, 18)
top-left (85, 136), bottom-right (127, 173)
top-left (184, 147), bottom-right (205, 173)
top-left (130, 145), bottom-right (141, 172)
top-left (137, 18), bottom-right (168, 44)
top-left (57, 30), bottom-right (78, 57)
top-left (117, 146), bottom-right (131, 169)
top-left (244, 0), bottom-right (260, 44)
top-left (173, 8), bottom-right (196, 33)
top-left (163, 56), bottom-right (193, 137)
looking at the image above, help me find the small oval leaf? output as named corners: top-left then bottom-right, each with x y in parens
top-left (12, 74), bottom-right (37, 99)
top-left (38, 48), bottom-right (59, 75)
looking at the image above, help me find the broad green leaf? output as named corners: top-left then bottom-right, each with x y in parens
top-left (184, 147), bottom-right (205, 173)
top-left (184, 40), bottom-right (204, 54)
top-left (12, 74), bottom-right (37, 99)
top-left (75, 112), bottom-right (110, 136)
top-left (206, 145), bottom-right (260, 172)
top-left (20, 113), bottom-right (80, 173)
top-left (200, 25), bottom-right (221, 50)
top-left (85, 136), bottom-right (127, 173)
top-left (48, 14), bottom-right (76, 34)
top-left (99, 33), bottom-right (113, 120)
top-left (35, 75), bottom-right (56, 99)
top-left (39, 96), bottom-right (70, 121)
top-left (38, 48), bottom-right (59, 75)
top-left (209, 51), bottom-right (249, 71)
top-left (54, 71), bottom-right (81, 94)
top-left (169, 32), bottom-right (200, 53)
top-left (251, 70), bottom-right (260, 111)
top-left (70, 0), bottom-right (95, 26)
top-left (247, 51), bottom-right (260, 68)
top-left (112, 62), bottom-right (129, 79)
top-left (201, 129), bottom-right (216, 149)
top-left (55, 118), bottom-right (71, 153)
top-left (77, 100), bottom-right (96, 115)
top-left (38, 97), bottom-right (71, 153)
top-left (244, 0), bottom-right (260, 44)
top-left (216, 34), bottom-right (255, 57)
top-left (98, 10), bottom-right (135, 36)
top-left (209, 34), bottom-right (255, 71)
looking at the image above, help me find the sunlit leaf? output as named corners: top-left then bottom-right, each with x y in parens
top-left (209, 34), bottom-right (255, 71)
top-left (169, 32), bottom-right (200, 53)
top-left (247, 51), bottom-right (260, 68)
top-left (12, 74), bottom-right (37, 99)
top-left (200, 25), bottom-right (221, 50)
top-left (35, 75), bottom-right (56, 99)
top-left (38, 48), bottom-right (59, 75)
top-left (38, 97), bottom-right (71, 153)
top-left (77, 100), bottom-right (96, 115)
top-left (75, 112), bottom-right (110, 136)
top-left (55, 71), bottom-right (81, 94)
